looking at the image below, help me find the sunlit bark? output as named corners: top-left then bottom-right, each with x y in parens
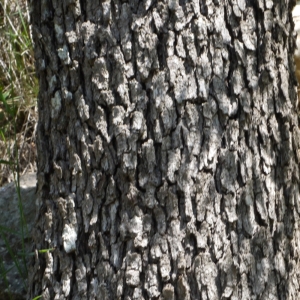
top-left (28, 1), bottom-right (300, 299)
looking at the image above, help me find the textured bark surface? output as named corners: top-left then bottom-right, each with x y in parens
top-left (28, 0), bottom-right (300, 299)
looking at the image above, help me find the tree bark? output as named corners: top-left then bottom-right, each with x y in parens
top-left (28, 0), bottom-right (300, 299)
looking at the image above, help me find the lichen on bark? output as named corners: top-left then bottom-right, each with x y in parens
top-left (28, 0), bottom-right (300, 299)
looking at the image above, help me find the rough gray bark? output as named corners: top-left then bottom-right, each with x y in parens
top-left (28, 0), bottom-right (300, 299)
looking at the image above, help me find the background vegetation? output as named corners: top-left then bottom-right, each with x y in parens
top-left (0, 0), bottom-right (37, 187)
top-left (0, 1), bottom-right (38, 297)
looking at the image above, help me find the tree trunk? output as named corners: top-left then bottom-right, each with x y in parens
top-left (28, 0), bottom-right (300, 299)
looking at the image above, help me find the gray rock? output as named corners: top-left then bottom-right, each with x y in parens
top-left (0, 173), bottom-right (37, 300)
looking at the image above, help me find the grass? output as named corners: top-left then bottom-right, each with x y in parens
top-left (0, 0), bottom-right (37, 186)
top-left (0, 0), bottom-right (38, 299)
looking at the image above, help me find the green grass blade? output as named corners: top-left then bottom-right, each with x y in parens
top-left (0, 159), bottom-right (16, 165)
top-left (0, 257), bottom-right (13, 300)
top-left (0, 230), bottom-right (27, 288)
top-left (0, 225), bottom-right (25, 237)
top-left (16, 2), bottom-right (30, 45)
top-left (13, 160), bottom-right (29, 277)
top-left (25, 248), bottom-right (55, 256)
top-left (0, 263), bottom-right (15, 277)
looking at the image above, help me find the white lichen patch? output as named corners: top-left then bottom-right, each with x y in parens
top-left (131, 111), bottom-right (144, 132)
top-left (129, 215), bottom-right (143, 237)
top-left (62, 87), bottom-right (73, 102)
top-left (58, 45), bottom-right (71, 65)
top-left (51, 90), bottom-right (62, 119)
top-left (167, 55), bottom-right (197, 103)
top-left (62, 223), bottom-right (77, 253)
top-left (112, 106), bottom-right (126, 126)
top-left (77, 98), bottom-right (90, 121)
